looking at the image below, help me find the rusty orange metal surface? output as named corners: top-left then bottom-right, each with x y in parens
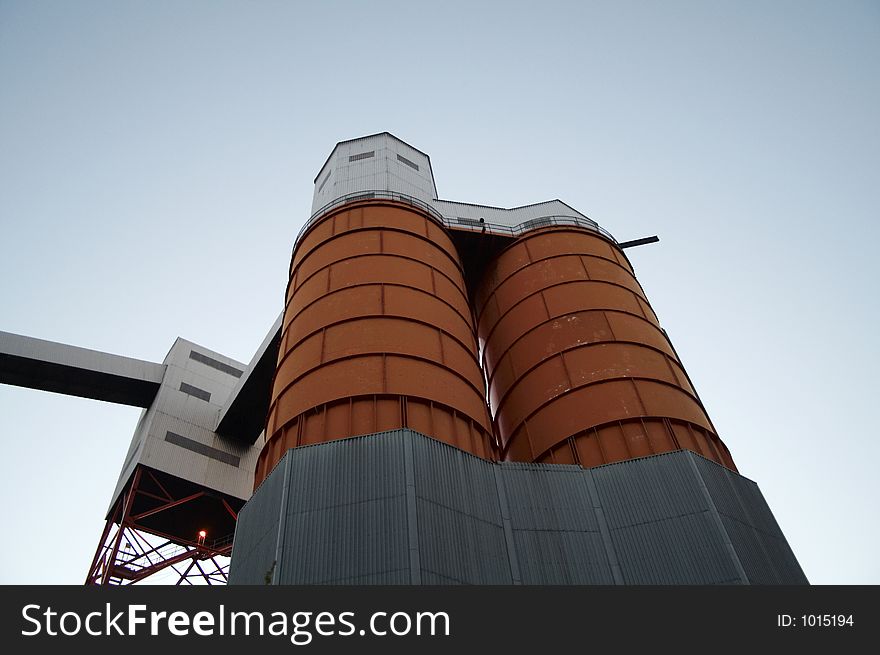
top-left (256, 201), bottom-right (496, 487)
top-left (475, 226), bottom-right (736, 471)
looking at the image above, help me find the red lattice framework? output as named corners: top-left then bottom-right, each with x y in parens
top-left (85, 465), bottom-right (238, 585)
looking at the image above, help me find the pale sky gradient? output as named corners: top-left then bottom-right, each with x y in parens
top-left (1, 0), bottom-right (878, 584)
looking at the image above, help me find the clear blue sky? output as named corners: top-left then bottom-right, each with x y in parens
top-left (1, 0), bottom-right (877, 584)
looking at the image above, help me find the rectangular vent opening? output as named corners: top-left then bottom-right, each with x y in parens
top-left (396, 154), bottom-right (419, 171)
top-left (180, 382), bottom-right (211, 402)
top-left (189, 350), bottom-right (243, 378)
top-left (165, 431), bottom-right (240, 467)
top-left (457, 217), bottom-right (483, 226)
top-left (349, 151), bottom-right (375, 162)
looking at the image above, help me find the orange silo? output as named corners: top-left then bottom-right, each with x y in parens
top-left (475, 225), bottom-right (736, 470)
top-left (256, 199), bottom-right (496, 486)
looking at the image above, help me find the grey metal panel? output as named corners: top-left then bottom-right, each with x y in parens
top-left (281, 496), bottom-right (410, 584)
top-left (282, 431), bottom-right (407, 512)
top-left (278, 431), bottom-right (410, 584)
top-left (420, 570), bottom-right (468, 585)
top-left (690, 455), bottom-right (752, 526)
top-left (755, 528), bottom-right (809, 584)
top-left (720, 516), bottom-right (781, 585)
top-left (316, 570), bottom-right (412, 585)
top-left (498, 463), bottom-right (614, 584)
top-left (410, 432), bottom-right (510, 584)
top-left (497, 463), bottom-right (598, 531)
top-left (591, 453), bottom-right (709, 529)
top-left (610, 512), bottom-right (742, 585)
top-left (690, 454), bottom-right (808, 584)
top-left (416, 497), bottom-right (510, 584)
top-left (411, 432), bottom-right (500, 524)
top-left (0, 329), bottom-right (165, 406)
top-left (228, 433), bottom-right (806, 586)
top-left (513, 530), bottom-right (614, 585)
top-left (228, 450), bottom-right (287, 585)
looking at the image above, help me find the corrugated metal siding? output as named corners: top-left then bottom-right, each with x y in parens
top-left (228, 452), bottom-right (288, 585)
top-left (282, 496), bottom-right (409, 584)
top-left (279, 433), bottom-right (410, 585)
top-left (412, 435), bottom-right (500, 524)
top-left (592, 453), bottom-right (744, 584)
top-left (497, 463), bottom-right (615, 584)
top-left (415, 498), bottom-right (510, 584)
top-left (282, 431), bottom-right (407, 511)
top-left (592, 453), bottom-right (709, 529)
top-left (229, 433), bottom-right (806, 585)
top-left (691, 455), bottom-right (808, 584)
top-left (513, 530), bottom-right (613, 584)
top-left (411, 434), bottom-right (510, 583)
top-left (610, 512), bottom-right (741, 584)
top-left (498, 463), bottom-right (598, 531)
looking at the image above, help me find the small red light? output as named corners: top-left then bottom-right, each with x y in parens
top-left (198, 530), bottom-right (207, 538)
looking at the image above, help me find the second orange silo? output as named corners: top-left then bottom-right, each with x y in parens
top-left (475, 226), bottom-right (736, 470)
top-left (256, 200), bottom-right (495, 486)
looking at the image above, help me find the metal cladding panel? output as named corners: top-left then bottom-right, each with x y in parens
top-left (280, 430), bottom-right (407, 512)
top-left (228, 453), bottom-right (288, 585)
top-left (591, 453), bottom-right (709, 530)
top-left (497, 463), bottom-right (614, 584)
top-left (229, 433), bottom-right (805, 586)
top-left (690, 456), bottom-right (808, 584)
top-left (588, 452), bottom-right (744, 584)
top-left (692, 455), bottom-right (781, 535)
top-left (411, 433), bottom-right (500, 524)
top-left (497, 463), bottom-right (598, 531)
top-left (281, 496), bottom-right (410, 585)
top-left (415, 497), bottom-right (510, 584)
top-left (278, 431), bottom-right (410, 584)
top-left (720, 516), bottom-right (783, 585)
top-left (513, 530), bottom-right (614, 585)
top-left (420, 570), bottom-right (466, 585)
top-left (312, 134), bottom-right (437, 212)
top-left (609, 512), bottom-right (742, 585)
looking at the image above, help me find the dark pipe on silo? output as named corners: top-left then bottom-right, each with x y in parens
top-left (474, 226), bottom-right (736, 470)
top-left (256, 200), bottom-right (496, 487)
